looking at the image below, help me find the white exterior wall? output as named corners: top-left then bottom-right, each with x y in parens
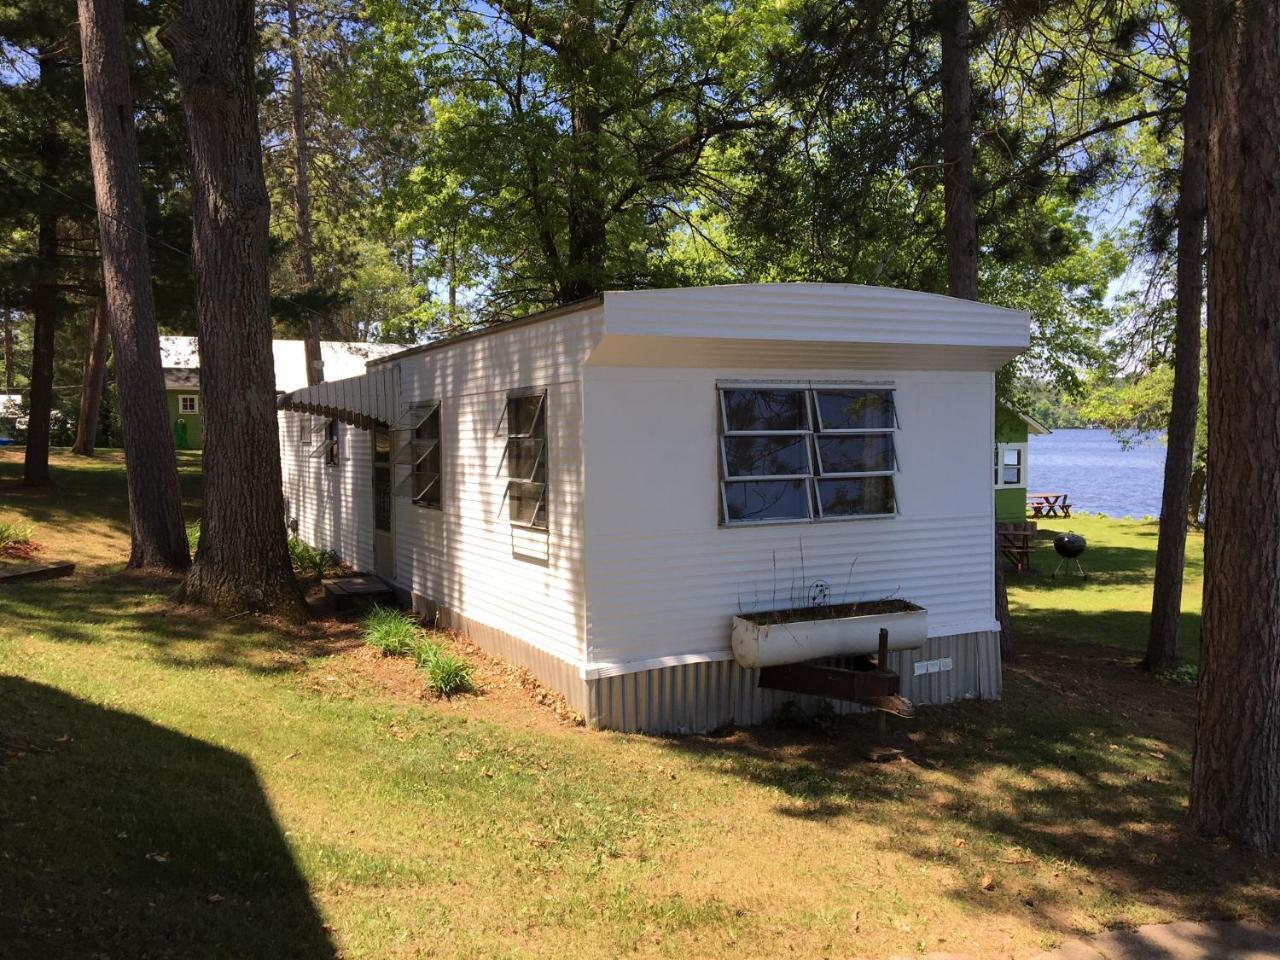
top-left (383, 307), bottom-right (603, 670)
top-left (280, 414), bottom-right (377, 573)
top-left (581, 365), bottom-right (997, 677)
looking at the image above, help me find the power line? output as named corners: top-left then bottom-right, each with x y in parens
top-left (0, 154), bottom-right (342, 328)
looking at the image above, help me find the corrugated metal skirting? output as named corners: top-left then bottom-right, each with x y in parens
top-left (587, 631), bottom-right (1001, 734)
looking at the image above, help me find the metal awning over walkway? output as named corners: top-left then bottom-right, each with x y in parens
top-left (276, 365), bottom-right (400, 429)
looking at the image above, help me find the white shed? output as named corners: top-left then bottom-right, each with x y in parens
top-left (277, 283), bottom-right (1030, 732)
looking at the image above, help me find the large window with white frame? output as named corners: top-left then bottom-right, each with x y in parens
top-left (505, 390), bottom-right (547, 530)
top-left (718, 385), bottom-right (898, 524)
top-left (993, 442), bottom-right (1026, 488)
top-left (391, 401), bottom-right (442, 508)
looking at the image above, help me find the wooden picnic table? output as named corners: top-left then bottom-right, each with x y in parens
top-left (1029, 492), bottom-right (1071, 519)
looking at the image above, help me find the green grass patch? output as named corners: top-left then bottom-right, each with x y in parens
top-left (1007, 513), bottom-right (1204, 661)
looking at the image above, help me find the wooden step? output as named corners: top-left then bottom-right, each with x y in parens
top-left (322, 575), bottom-right (396, 612)
top-left (0, 560), bottom-right (76, 584)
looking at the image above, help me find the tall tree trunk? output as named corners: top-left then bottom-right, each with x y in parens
top-left (284, 0), bottom-right (326, 380)
top-left (1146, 5), bottom-right (1208, 673)
top-left (78, 0), bottom-right (192, 569)
top-left (160, 0), bottom-right (305, 616)
top-left (3, 310), bottom-right (13, 393)
top-left (70, 297), bottom-right (111, 457)
top-left (940, 0), bottom-right (1012, 655)
top-left (286, 0), bottom-right (314, 290)
top-left (23, 50), bottom-right (61, 489)
top-left (1190, 0), bottom-right (1280, 855)
top-left (940, 0), bottom-right (978, 303)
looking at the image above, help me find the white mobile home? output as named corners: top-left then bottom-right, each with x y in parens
top-left (278, 283), bottom-right (1030, 733)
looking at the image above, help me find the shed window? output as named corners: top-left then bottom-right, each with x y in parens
top-left (178, 394), bottom-right (198, 414)
top-left (309, 418), bottom-right (339, 465)
top-left (392, 401), bottom-right (442, 508)
top-left (506, 391), bottom-right (546, 529)
top-left (994, 443), bottom-right (1026, 488)
top-left (718, 385), bottom-right (897, 524)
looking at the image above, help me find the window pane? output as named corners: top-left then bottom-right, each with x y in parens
top-left (816, 434), bottom-right (895, 474)
top-left (817, 476), bottom-right (895, 517)
top-left (508, 480), bottom-right (546, 527)
top-left (721, 389), bottom-right (808, 432)
top-left (507, 437), bottom-right (544, 481)
top-left (392, 438), bottom-right (438, 466)
top-left (394, 472), bottom-right (439, 501)
top-left (815, 390), bottom-right (895, 431)
top-left (723, 435), bottom-right (809, 478)
top-left (1002, 447), bottom-right (1022, 466)
top-left (724, 479), bottom-right (809, 522)
top-left (508, 394), bottom-right (544, 437)
top-left (308, 439), bottom-right (334, 460)
top-left (1002, 466), bottom-right (1022, 485)
top-left (390, 401), bottom-right (439, 432)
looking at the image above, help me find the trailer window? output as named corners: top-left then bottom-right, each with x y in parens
top-left (309, 418), bottom-right (339, 466)
top-left (718, 385), bottom-right (897, 524)
top-left (392, 401), bottom-right (442, 508)
top-left (506, 391), bottom-right (547, 529)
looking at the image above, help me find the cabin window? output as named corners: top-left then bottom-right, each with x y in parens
top-left (178, 394), bottom-right (198, 414)
top-left (994, 443), bottom-right (1026, 488)
top-left (718, 385), bottom-right (898, 524)
top-left (309, 418), bottom-right (339, 465)
top-left (391, 401), bottom-right (442, 508)
top-left (505, 390), bottom-right (547, 529)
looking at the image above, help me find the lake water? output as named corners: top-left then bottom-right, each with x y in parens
top-left (1028, 428), bottom-right (1168, 519)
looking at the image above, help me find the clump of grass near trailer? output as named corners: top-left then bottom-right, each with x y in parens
top-left (287, 535), bottom-right (339, 581)
top-left (401, 628), bottom-right (474, 696)
top-left (424, 649), bottom-right (473, 696)
top-left (361, 604), bottom-right (419, 656)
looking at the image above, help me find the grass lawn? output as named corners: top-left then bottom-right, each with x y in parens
top-left (1008, 514), bottom-right (1204, 664)
top-left (1, 450), bottom-right (1274, 960)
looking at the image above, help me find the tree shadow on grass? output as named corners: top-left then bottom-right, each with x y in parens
top-left (658, 642), bottom-right (1280, 941)
top-left (0, 676), bottom-right (337, 960)
top-left (0, 449), bottom-right (204, 535)
top-left (0, 570), bottom-right (355, 677)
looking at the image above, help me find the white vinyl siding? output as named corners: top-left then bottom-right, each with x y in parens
top-left (387, 307), bottom-right (600, 669)
top-left (582, 366), bottom-right (997, 671)
top-left (280, 413), bottom-right (376, 573)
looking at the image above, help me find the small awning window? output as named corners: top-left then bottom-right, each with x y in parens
top-left (392, 437), bottom-right (439, 468)
top-left (308, 437), bottom-right (336, 460)
top-left (393, 471), bottom-right (439, 504)
top-left (390, 401), bottom-right (440, 433)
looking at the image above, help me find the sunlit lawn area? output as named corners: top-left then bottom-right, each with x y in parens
top-left (1008, 514), bottom-right (1204, 664)
top-left (1, 450), bottom-right (1272, 960)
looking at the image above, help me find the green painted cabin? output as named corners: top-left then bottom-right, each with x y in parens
top-left (994, 403), bottom-right (1048, 523)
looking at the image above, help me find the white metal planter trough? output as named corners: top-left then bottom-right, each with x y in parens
top-left (731, 599), bottom-right (928, 668)
top-left (731, 600), bottom-right (927, 723)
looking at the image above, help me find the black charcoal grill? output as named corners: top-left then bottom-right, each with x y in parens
top-left (1051, 532), bottom-right (1088, 579)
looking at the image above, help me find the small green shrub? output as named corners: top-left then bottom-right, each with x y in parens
top-left (426, 651), bottom-right (473, 697)
top-left (185, 520), bottom-right (201, 551)
top-left (1160, 662), bottom-right (1199, 686)
top-left (0, 519), bottom-right (34, 550)
top-left (408, 635), bottom-right (443, 668)
top-left (288, 535), bottom-right (338, 581)
top-left (361, 605), bottom-right (419, 656)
